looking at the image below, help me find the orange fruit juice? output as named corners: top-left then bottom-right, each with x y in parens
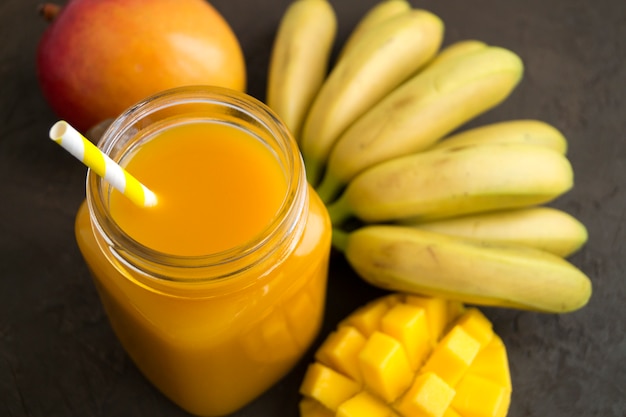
top-left (109, 121), bottom-right (287, 256)
top-left (75, 119), bottom-right (332, 416)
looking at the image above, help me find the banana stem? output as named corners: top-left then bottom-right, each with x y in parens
top-left (326, 194), bottom-right (353, 227)
top-left (331, 228), bottom-right (349, 252)
top-left (315, 172), bottom-right (343, 204)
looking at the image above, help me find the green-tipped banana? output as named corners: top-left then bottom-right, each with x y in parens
top-left (334, 225), bottom-right (592, 313)
top-left (327, 143), bottom-right (573, 224)
top-left (431, 119), bottom-right (568, 154)
top-left (316, 45), bottom-right (524, 202)
top-left (337, 0), bottom-right (412, 60)
top-left (402, 207), bottom-right (588, 257)
top-left (300, 9), bottom-right (444, 185)
top-left (266, 0), bottom-right (337, 138)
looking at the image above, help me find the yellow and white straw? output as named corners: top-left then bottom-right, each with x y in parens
top-left (49, 120), bottom-right (158, 207)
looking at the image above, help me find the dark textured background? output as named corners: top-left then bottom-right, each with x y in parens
top-left (1, 0), bottom-right (625, 416)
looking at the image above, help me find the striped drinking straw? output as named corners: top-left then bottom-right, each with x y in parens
top-left (49, 121), bottom-right (158, 207)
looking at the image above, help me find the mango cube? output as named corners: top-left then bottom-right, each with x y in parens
top-left (381, 303), bottom-right (432, 370)
top-left (358, 331), bottom-right (413, 402)
top-left (315, 325), bottom-right (366, 383)
top-left (405, 295), bottom-right (452, 343)
top-left (467, 335), bottom-right (512, 389)
top-left (451, 373), bottom-right (511, 417)
top-left (455, 308), bottom-right (494, 348)
top-left (394, 371), bottom-right (456, 417)
top-left (300, 363), bottom-right (360, 411)
top-left (421, 325), bottom-right (481, 387)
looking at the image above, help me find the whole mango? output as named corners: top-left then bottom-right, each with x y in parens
top-left (37, 0), bottom-right (246, 132)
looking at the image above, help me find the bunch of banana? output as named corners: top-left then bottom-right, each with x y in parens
top-left (266, 0), bottom-right (591, 313)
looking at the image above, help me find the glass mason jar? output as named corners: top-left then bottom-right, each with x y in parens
top-left (74, 86), bottom-right (332, 416)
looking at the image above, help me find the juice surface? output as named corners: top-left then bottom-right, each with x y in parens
top-left (110, 121), bottom-right (287, 256)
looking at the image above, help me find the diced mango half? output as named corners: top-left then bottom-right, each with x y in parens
top-left (299, 294), bottom-right (512, 417)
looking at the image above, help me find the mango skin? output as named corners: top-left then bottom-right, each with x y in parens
top-left (37, 0), bottom-right (246, 132)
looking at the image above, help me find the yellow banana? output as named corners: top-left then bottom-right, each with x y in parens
top-left (431, 119), bottom-right (568, 154)
top-left (327, 143), bottom-right (573, 224)
top-left (315, 45), bottom-right (524, 203)
top-left (333, 225), bottom-right (592, 313)
top-left (337, 0), bottom-right (412, 60)
top-left (266, 0), bottom-right (337, 138)
top-left (300, 9), bottom-right (444, 185)
top-left (402, 207), bottom-right (588, 257)
top-left (426, 39), bottom-right (488, 66)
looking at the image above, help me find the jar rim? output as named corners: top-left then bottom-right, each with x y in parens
top-left (86, 86), bottom-right (308, 283)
